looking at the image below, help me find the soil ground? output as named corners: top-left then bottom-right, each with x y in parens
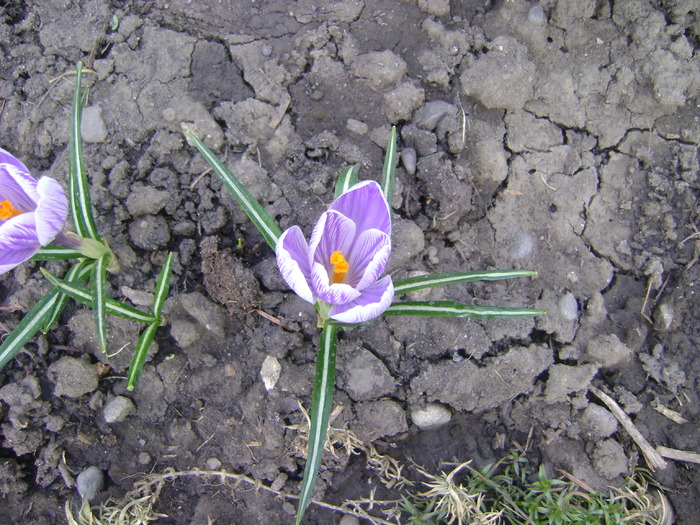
top-left (1, 0), bottom-right (699, 524)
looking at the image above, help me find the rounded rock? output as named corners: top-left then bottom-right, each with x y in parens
top-left (103, 396), bottom-right (136, 423)
top-left (411, 402), bottom-right (452, 431)
top-left (558, 292), bottom-right (579, 321)
top-left (76, 466), bottom-right (105, 501)
top-left (401, 147), bottom-right (417, 175)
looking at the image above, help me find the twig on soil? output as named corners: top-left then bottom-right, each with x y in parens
top-left (588, 385), bottom-right (667, 471)
top-left (656, 446), bottom-right (700, 465)
top-left (256, 309), bottom-right (299, 331)
top-left (653, 403), bottom-right (689, 424)
top-left (190, 167), bottom-right (213, 189)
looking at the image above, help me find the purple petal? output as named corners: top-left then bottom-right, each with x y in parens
top-left (328, 275), bottom-right (394, 324)
top-left (345, 228), bottom-right (391, 289)
top-left (0, 213), bottom-right (40, 249)
top-left (0, 153), bottom-right (40, 212)
top-left (308, 210), bottom-right (356, 271)
top-left (35, 177), bottom-right (68, 246)
top-left (330, 181), bottom-right (390, 236)
top-left (0, 213), bottom-right (41, 275)
top-left (276, 226), bottom-right (315, 303)
top-left (0, 246), bottom-right (41, 275)
top-left (310, 261), bottom-right (361, 305)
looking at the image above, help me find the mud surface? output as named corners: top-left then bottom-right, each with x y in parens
top-left (1, 1), bottom-right (699, 523)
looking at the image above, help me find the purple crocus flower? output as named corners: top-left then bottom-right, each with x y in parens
top-left (0, 148), bottom-right (69, 275)
top-left (276, 180), bottom-right (394, 324)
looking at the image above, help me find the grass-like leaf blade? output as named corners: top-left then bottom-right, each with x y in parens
top-left (69, 61), bottom-right (101, 240)
top-left (152, 252), bottom-right (173, 318)
top-left (393, 270), bottom-right (538, 295)
top-left (40, 269), bottom-right (157, 323)
top-left (384, 301), bottom-right (546, 319)
top-left (296, 322), bottom-right (339, 524)
top-left (92, 254), bottom-right (109, 353)
top-left (380, 126), bottom-right (397, 204)
top-left (0, 289), bottom-right (61, 370)
top-left (32, 245), bottom-right (83, 261)
top-left (333, 164), bottom-right (359, 198)
top-left (43, 259), bottom-right (94, 332)
top-left (126, 321), bottom-right (159, 391)
top-left (187, 131), bottom-right (282, 250)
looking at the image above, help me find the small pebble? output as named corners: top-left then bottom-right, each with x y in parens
top-left (511, 233), bottom-right (534, 260)
top-left (558, 292), bottom-right (578, 321)
top-left (401, 147), bottom-right (417, 175)
top-left (206, 457), bottom-right (222, 470)
top-left (261, 44), bottom-right (273, 56)
top-left (80, 106), bottom-right (108, 143)
top-left (346, 118), bottom-right (369, 135)
top-left (103, 396), bottom-right (135, 423)
top-left (339, 515), bottom-right (361, 525)
top-left (528, 4), bottom-right (546, 25)
top-left (76, 466), bottom-right (105, 501)
top-left (411, 402), bottom-right (452, 430)
top-left (138, 452), bottom-right (152, 465)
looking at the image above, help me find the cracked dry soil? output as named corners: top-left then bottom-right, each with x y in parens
top-left (1, 0), bottom-right (699, 523)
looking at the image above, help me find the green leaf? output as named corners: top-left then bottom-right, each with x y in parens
top-left (152, 252), bottom-right (173, 318)
top-left (296, 322), bottom-right (339, 524)
top-left (393, 270), bottom-right (538, 295)
top-left (0, 289), bottom-right (61, 370)
top-left (333, 165), bottom-right (359, 198)
top-left (40, 269), bottom-right (158, 323)
top-left (126, 321), bottom-right (159, 391)
top-left (69, 61), bottom-right (101, 241)
top-left (384, 301), bottom-right (546, 319)
top-left (187, 131), bottom-right (282, 250)
top-left (92, 254), bottom-right (110, 353)
top-left (380, 126), bottom-right (397, 205)
top-left (43, 259), bottom-right (94, 332)
top-left (31, 245), bottom-right (83, 261)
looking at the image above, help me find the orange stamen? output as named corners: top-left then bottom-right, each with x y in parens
top-left (0, 200), bottom-right (24, 220)
top-left (330, 251), bottom-right (349, 284)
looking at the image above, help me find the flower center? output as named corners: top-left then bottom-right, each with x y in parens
top-left (0, 200), bottom-right (24, 220)
top-left (330, 250), bottom-right (349, 284)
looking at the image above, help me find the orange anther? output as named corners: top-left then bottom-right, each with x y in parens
top-left (0, 200), bottom-right (23, 220)
top-left (330, 251), bottom-right (349, 284)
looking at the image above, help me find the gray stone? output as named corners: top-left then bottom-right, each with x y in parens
top-left (49, 357), bottom-right (99, 398)
top-left (128, 215), bottom-right (170, 250)
top-left (411, 345), bottom-right (553, 412)
top-left (350, 50), bottom-right (406, 92)
top-left (592, 439), bottom-right (628, 480)
top-left (339, 347), bottom-right (395, 402)
top-left (76, 466), bottom-right (105, 501)
top-left (103, 396), bottom-right (135, 423)
top-left (414, 100), bottom-right (459, 131)
top-left (580, 404), bottom-right (618, 441)
top-left (165, 292), bottom-right (228, 357)
top-left (585, 334), bottom-right (632, 369)
top-left (125, 186), bottom-right (171, 216)
top-left (411, 403), bottom-right (452, 430)
top-left (544, 364), bottom-right (598, 404)
top-left (352, 399), bottom-right (408, 443)
top-left (384, 82), bottom-right (425, 123)
top-left (400, 147), bottom-right (417, 175)
top-left (80, 106), bottom-right (108, 143)
top-left (460, 36), bottom-right (535, 111)
top-left (418, 0), bottom-right (450, 17)
top-left (346, 119), bottom-right (368, 135)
